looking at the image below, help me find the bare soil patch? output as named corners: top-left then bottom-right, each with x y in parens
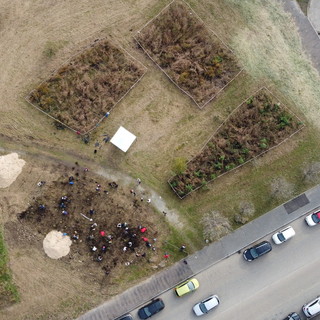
top-left (28, 39), bottom-right (146, 134)
top-left (169, 88), bottom-right (304, 198)
top-left (18, 167), bottom-right (167, 277)
top-left (135, 0), bottom-right (241, 107)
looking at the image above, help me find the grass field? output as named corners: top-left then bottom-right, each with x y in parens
top-left (1, 0), bottom-right (320, 318)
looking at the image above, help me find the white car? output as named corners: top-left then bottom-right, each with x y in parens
top-left (193, 295), bottom-right (220, 316)
top-left (302, 296), bottom-right (320, 318)
top-left (272, 226), bottom-right (295, 244)
top-left (305, 210), bottom-right (320, 226)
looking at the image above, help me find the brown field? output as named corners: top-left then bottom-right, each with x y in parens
top-left (1, 0), bottom-right (320, 319)
top-left (135, 0), bottom-right (241, 107)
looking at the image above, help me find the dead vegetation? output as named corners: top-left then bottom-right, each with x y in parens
top-left (28, 39), bottom-right (145, 133)
top-left (135, 0), bottom-right (241, 107)
top-left (169, 88), bottom-right (304, 198)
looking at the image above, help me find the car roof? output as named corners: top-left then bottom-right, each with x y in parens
top-left (308, 297), bottom-right (320, 315)
top-left (204, 296), bottom-right (219, 309)
top-left (281, 226), bottom-right (295, 237)
top-left (256, 241), bottom-right (271, 251)
top-left (176, 278), bottom-right (199, 295)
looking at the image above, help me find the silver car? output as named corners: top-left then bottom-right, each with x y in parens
top-left (302, 296), bottom-right (320, 318)
top-left (193, 295), bottom-right (220, 316)
top-left (272, 226), bottom-right (295, 245)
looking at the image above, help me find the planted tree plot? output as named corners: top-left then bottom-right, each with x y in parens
top-left (135, 0), bottom-right (241, 107)
top-left (28, 40), bottom-right (146, 133)
top-left (169, 88), bottom-right (304, 198)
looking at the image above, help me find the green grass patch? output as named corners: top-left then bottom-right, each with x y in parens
top-left (0, 228), bottom-right (19, 308)
top-left (43, 40), bottom-right (68, 59)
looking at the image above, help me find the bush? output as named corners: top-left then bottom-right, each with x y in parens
top-left (172, 157), bottom-right (187, 175)
top-left (201, 210), bottom-right (231, 241)
top-left (302, 162), bottom-right (320, 183)
top-left (270, 177), bottom-right (294, 200)
top-left (234, 201), bottom-right (255, 224)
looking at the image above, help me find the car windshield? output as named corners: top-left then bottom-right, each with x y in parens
top-left (312, 213), bottom-right (320, 223)
top-left (250, 248), bottom-right (258, 258)
top-left (199, 302), bottom-right (208, 313)
top-left (144, 307), bottom-right (151, 317)
top-left (188, 281), bottom-right (195, 290)
top-left (278, 233), bottom-right (285, 242)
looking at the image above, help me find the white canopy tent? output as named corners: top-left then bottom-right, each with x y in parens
top-left (110, 126), bottom-right (136, 152)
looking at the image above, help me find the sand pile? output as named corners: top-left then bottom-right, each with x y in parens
top-left (43, 230), bottom-right (72, 259)
top-left (0, 153), bottom-right (26, 188)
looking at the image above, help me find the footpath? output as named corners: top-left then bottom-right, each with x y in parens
top-left (78, 184), bottom-right (320, 320)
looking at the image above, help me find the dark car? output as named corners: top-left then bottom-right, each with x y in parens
top-left (243, 241), bottom-right (272, 261)
top-left (138, 298), bottom-right (165, 319)
top-left (115, 315), bottom-right (133, 320)
top-left (283, 312), bottom-right (301, 320)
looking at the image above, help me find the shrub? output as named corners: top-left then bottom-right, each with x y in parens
top-left (259, 138), bottom-right (268, 149)
top-left (172, 157), bottom-right (187, 175)
top-left (302, 162), bottom-right (320, 183)
top-left (234, 201), bottom-right (255, 224)
top-left (201, 210), bottom-right (231, 241)
top-left (194, 170), bottom-right (203, 178)
top-left (214, 162), bottom-right (223, 170)
top-left (270, 177), bottom-right (294, 200)
top-left (225, 163), bottom-right (235, 171)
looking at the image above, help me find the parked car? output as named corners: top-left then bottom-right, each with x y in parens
top-left (174, 278), bottom-right (199, 297)
top-left (283, 312), bottom-right (301, 320)
top-left (272, 226), bottom-right (295, 244)
top-left (193, 295), bottom-right (220, 316)
top-left (115, 315), bottom-right (133, 320)
top-left (305, 210), bottom-right (320, 226)
top-left (243, 241), bottom-right (272, 261)
top-left (138, 298), bottom-right (165, 319)
top-left (303, 296), bottom-right (320, 318)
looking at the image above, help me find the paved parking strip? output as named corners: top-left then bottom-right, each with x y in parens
top-left (281, 0), bottom-right (320, 73)
top-left (78, 184), bottom-right (320, 320)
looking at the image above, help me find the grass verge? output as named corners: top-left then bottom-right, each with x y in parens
top-left (0, 227), bottom-right (19, 308)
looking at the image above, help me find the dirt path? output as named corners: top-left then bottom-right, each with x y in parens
top-left (96, 167), bottom-right (183, 228)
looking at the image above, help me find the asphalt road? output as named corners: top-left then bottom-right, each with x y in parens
top-left (129, 216), bottom-right (320, 320)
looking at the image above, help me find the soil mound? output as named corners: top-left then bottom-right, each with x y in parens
top-left (0, 153), bottom-right (25, 188)
top-left (43, 230), bottom-right (72, 259)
